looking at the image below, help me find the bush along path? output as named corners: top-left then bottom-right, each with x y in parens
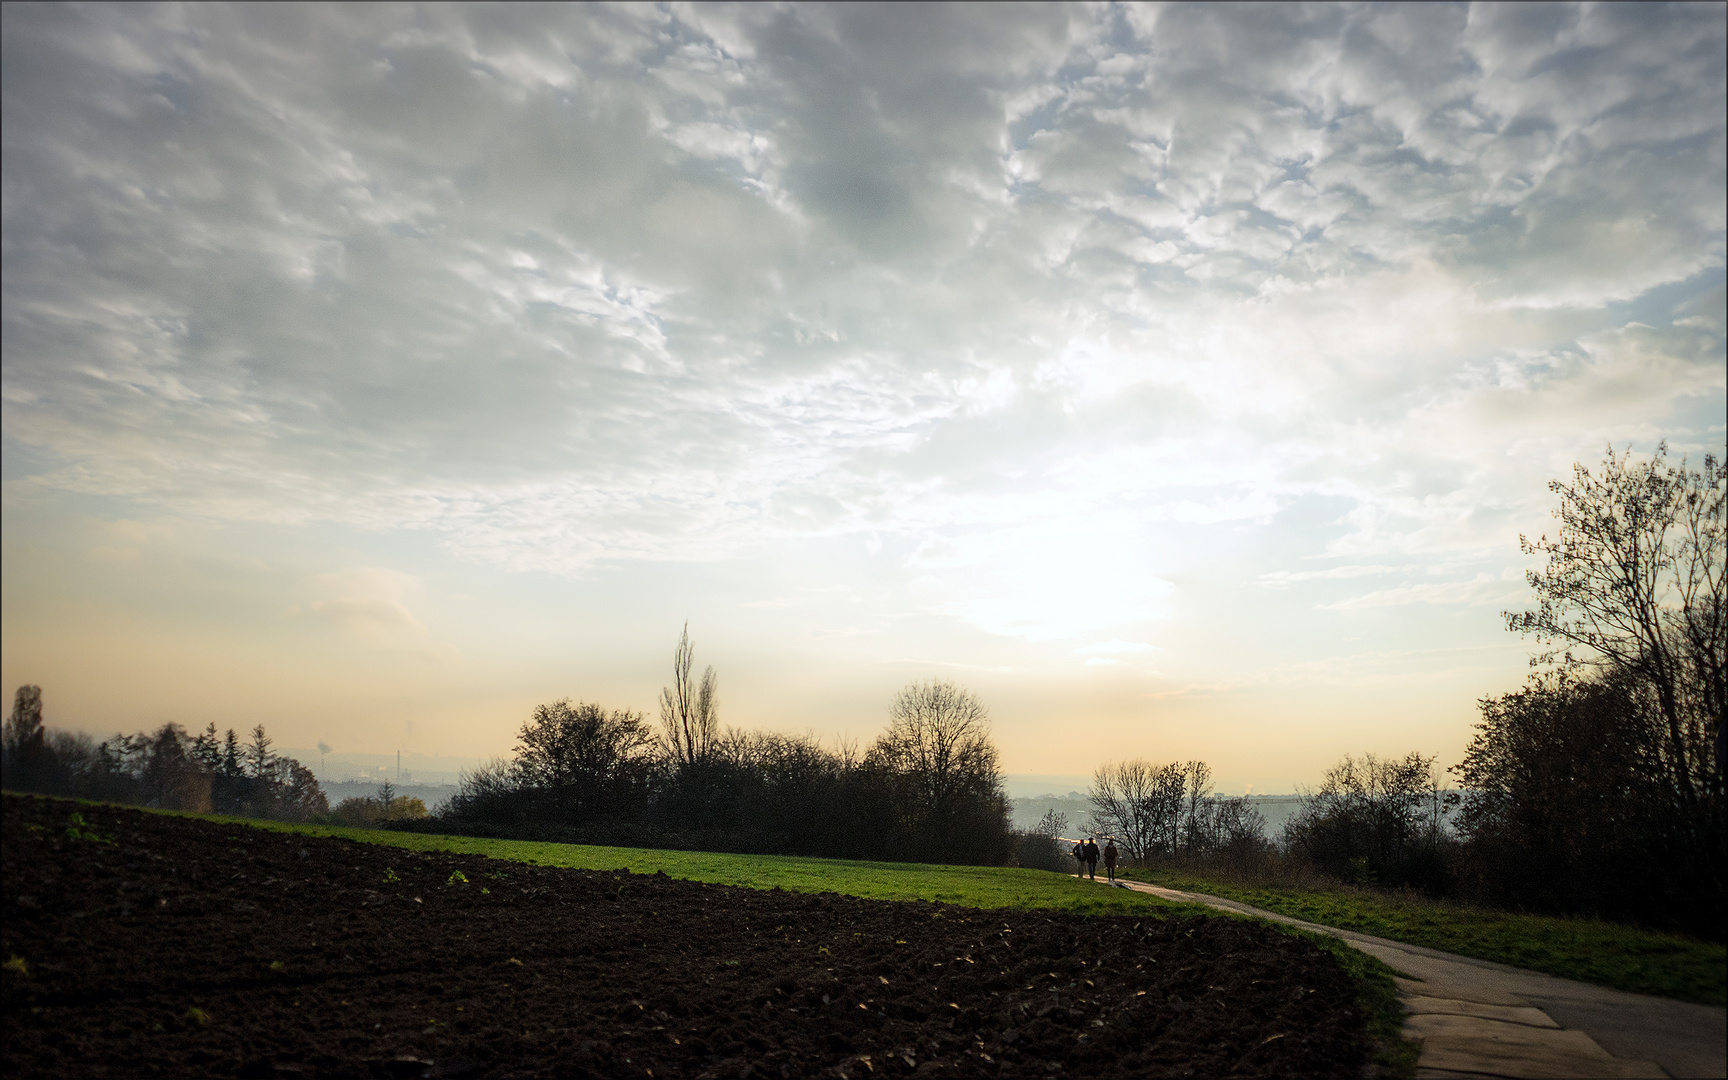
top-left (1092, 876), bottom-right (1725, 1079)
top-left (2, 795), bottom-right (1375, 1079)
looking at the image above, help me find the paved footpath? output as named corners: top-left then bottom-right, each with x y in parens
top-left (1092, 877), bottom-right (1726, 1079)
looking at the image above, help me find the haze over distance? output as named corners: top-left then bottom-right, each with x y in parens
top-left (2, 3), bottom-right (1723, 795)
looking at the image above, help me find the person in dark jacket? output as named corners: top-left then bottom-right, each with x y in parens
top-left (1083, 837), bottom-right (1100, 880)
top-left (1071, 839), bottom-right (1086, 877)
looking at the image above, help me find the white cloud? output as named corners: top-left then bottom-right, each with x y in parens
top-left (1076, 640), bottom-right (1160, 656)
top-left (1322, 571), bottom-right (1527, 611)
top-left (1076, 639), bottom-right (1161, 668)
top-left (1, 0), bottom-right (1721, 652)
top-left (1258, 565), bottom-right (1411, 589)
top-left (291, 567), bottom-right (430, 648)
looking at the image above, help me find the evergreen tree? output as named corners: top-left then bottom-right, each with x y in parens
top-left (221, 729), bottom-right (243, 777)
top-left (246, 724), bottom-right (274, 779)
top-left (190, 723), bottom-right (221, 772)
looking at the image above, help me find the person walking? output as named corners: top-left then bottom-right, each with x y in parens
top-left (1071, 838), bottom-right (1087, 877)
top-left (1083, 837), bottom-right (1100, 880)
top-left (1103, 839), bottom-right (1119, 883)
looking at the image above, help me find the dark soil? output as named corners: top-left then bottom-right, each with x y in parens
top-left (2, 795), bottom-right (1369, 1078)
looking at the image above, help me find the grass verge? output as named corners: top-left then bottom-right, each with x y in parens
top-left (1122, 868), bottom-right (1726, 1007)
top-left (1291, 928), bottom-right (1420, 1079)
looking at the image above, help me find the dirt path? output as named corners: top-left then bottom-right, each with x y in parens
top-left (1091, 877), bottom-right (1725, 1079)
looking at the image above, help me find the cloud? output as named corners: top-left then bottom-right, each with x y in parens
top-left (1256, 644), bottom-right (1520, 688)
top-left (1321, 571), bottom-right (1526, 611)
top-left (290, 567), bottom-right (430, 647)
top-left (1, 0), bottom-right (1721, 621)
top-left (1077, 640), bottom-right (1160, 669)
top-left (1258, 565), bottom-right (1411, 589)
top-left (1076, 640), bottom-right (1160, 656)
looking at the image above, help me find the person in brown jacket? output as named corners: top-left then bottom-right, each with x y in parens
top-left (1103, 839), bottom-right (1119, 883)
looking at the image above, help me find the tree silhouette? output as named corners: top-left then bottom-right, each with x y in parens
top-left (246, 724), bottom-right (274, 780)
top-left (659, 623), bottom-right (718, 769)
top-left (1505, 443), bottom-right (1724, 809)
top-left (871, 680), bottom-right (1000, 821)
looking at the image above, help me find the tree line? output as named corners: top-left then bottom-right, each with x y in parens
top-left (1067, 749), bottom-right (1452, 894)
top-left (0, 629), bottom-right (1020, 865)
top-left (1, 691), bottom-right (327, 821)
top-left (1085, 760), bottom-right (1270, 872)
top-left (419, 627), bottom-right (1019, 865)
top-left (327, 779), bottom-right (429, 826)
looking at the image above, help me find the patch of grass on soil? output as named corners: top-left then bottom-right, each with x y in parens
top-left (1122, 868), bottom-right (1726, 1007)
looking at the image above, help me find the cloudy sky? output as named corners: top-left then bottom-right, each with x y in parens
top-left (3, 2), bottom-right (1723, 791)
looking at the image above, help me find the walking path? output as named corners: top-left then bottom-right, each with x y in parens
top-left (1093, 876), bottom-right (1726, 1079)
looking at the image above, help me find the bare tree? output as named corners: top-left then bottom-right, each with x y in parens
top-left (1153, 762), bottom-right (1188, 855)
top-left (832, 733), bottom-right (861, 771)
top-left (870, 679), bottom-right (1001, 818)
top-left (1034, 807), bottom-right (1068, 838)
top-left (1209, 797), bottom-right (1269, 870)
top-left (1090, 760), bottom-right (1166, 862)
top-left (1505, 444), bottom-right (1725, 822)
top-left (659, 623), bottom-right (719, 769)
top-left (1089, 761), bottom-right (1140, 858)
top-left (1090, 759), bottom-right (1200, 863)
top-left (1182, 760), bottom-right (1214, 855)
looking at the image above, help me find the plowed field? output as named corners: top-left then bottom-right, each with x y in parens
top-left (2, 795), bottom-right (1369, 1077)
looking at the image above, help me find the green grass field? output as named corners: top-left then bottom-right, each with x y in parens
top-left (1122, 868), bottom-right (1727, 1007)
top-left (187, 811), bottom-right (1215, 917)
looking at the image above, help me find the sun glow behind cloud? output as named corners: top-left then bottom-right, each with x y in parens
top-left (1, 2), bottom-right (1723, 789)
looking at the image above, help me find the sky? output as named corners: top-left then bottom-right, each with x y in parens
top-left (3, 2), bottom-right (1724, 793)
